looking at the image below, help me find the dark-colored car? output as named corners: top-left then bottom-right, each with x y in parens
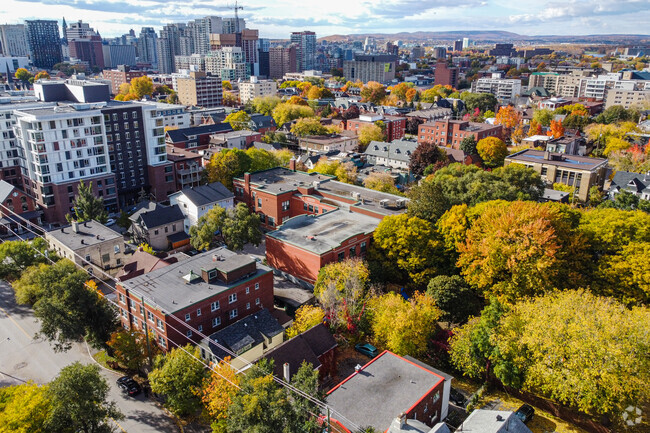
top-left (116, 376), bottom-right (141, 397)
top-left (450, 388), bottom-right (467, 407)
top-left (354, 342), bottom-right (379, 358)
top-left (515, 404), bottom-right (535, 424)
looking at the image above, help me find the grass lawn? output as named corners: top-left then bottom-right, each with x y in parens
top-left (93, 350), bottom-right (119, 370)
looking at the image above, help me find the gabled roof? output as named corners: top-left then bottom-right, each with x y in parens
top-left (129, 200), bottom-right (164, 222)
top-left (116, 249), bottom-right (177, 282)
top-left (262, 323), bottom-right (336, 378)
top-left (250, 113), bottom-right (275, 129)
top-left (611, 171), bottom-right (650, 193)
top-left (364, 139), bottom-right (417, 163)
top-left (166, 123), bottom-right (233, 143)
top-left (138, 204), bottom-right (185, 229)
top-left (171, 182), bottom-right (234, 207)
top-left (206, 308), bottom-right (284, 360)
top-left (0, 180), bottom-right (16, 202)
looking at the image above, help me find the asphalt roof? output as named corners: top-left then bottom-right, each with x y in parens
top-left (327, 351), bottom-right (445, 432)
top-left (205, 308), bottom-right (284, 360)
top-left (137, 204), bottom-right (185, 228)
top-left (266, 210), bottom-right (379, 255)
top-left (119, 248), bottom-right (270, 314)
top-left (47, 220), bottom-right (123, 250)
top-left (459, 410), bottom-right (532, 433)
top-left (0, 180), bottom-right (15, 203)
top-left (506, 149), bottom-right (608, 171)
top-left (365, 139), bottom-right (418, 163)
top-left (166, 123), bottom-right (233, 143)
top-left (611, 171), bottom-right (650, 194)
top-left (170, 182), bottom-right (234, 207)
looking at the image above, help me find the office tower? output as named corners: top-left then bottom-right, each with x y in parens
top-left (25, 20), bottom-right (63, 69)
top-left (454, 40), bottom-right (463, 51)
top-left (175, 71), bottom-right (222, 107)
top-left (269, 45), bottom-right (297, 79)
top-left (462, 38), bottom-right (471, 49)
top-left (102, 44), bottom-right (137, 68)
top-left (257, 38), bottom-right (270, 78)
top-left (223, 18), bottom-right (245, 34)
top-left (434, 61), bottom-right (459, 88)
top-left (410, 46), bottom-right (425, 61)
top-left (0, 25), bottom-right (29, 57)
top-left (432, 46), bottom-right (447, 59)
top-left (137, 27), bottom-right (158, 66)
top-left (66, 20), bottom-right (93, 39)
top-left (290, 31), bottom-right (316, 72)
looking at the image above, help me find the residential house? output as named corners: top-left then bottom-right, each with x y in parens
top-left (166, 123), bottom-right (233, 150)
top-left (364, 140), bottom-right (418, 170)
top-left (327, 351), bottom-right (452, 433)
top-left (209, 130), bottom-right (262, 150)
top-left (199, 307), bottom-right (284, 370)
top-left (249, 113), bottom-right (276, 134)
top-left (116, 247), bottom-right (179, 282)
top-left (115, 248), bottom-right (275, 350)
top-left (169, 181), bottom-right (234, 232)
top-left (129, 203), bottom-right (188, 251)
top-left (299, 133), bottom-right (358, 154)
top-left (418, 119), bottom-right (503, 149)
top-left (45, 220), bottom-right (127, 277)
top-left (504, 149), bottom-right (608, 202)
top-left (0, 179), bottom-right (42, 235)
top-left (609, 171), bottom-right (650, 200)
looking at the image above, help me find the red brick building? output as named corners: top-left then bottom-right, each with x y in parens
top-left (346, 113), bottom-right (406, 143)
top-left (0, 180), bottom-right (42, 235)
top-left (326, 351), bottom-right (452, 432)
top-left (418, 119), bottom-right (503, 149)
top-left (115, 248), bottom-right (274, 351)
top-left (233, 162), bottom-right (407, 285)
top-left (102, 66), bottom-right (147, 95)
top-left (434, 61), bottom-right (459, 88)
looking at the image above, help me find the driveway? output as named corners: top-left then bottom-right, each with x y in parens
top-left (0, 281), bottom-right (178, 432)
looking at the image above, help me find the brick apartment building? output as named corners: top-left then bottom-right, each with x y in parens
top-left (418, 119), bottom-right (503, 149)
top-left (115, 248), bottom-right (275, 350)
top-left (102, 65), bottom-right (147, 95)
top-left (232, 162), bottom-right (407, 285)
top-left (434, 61), bottom-right (459, 88)
top-left (346, 113), bottom-right (406, 143)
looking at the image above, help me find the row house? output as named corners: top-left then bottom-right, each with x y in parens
top-left (346, 113), bottom-right (406, 143)
top-left (417, 119), bottom-right (503, 150)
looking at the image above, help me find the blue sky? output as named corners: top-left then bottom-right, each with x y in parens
top-left (1, 0), bottom-right (649, 39)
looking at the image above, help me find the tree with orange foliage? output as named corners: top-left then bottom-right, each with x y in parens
top-left (287, 95), bottom-right (308, 106)
top-left (547, 120), bottom-right (565, 139)
top-left (527, 119), bottom-right (543, 137)
top-left (360, 81), bottom-right (386, 104)
top-left (495, 105), bottom-right (521, 142)
top-left (406, 88), bottom-right (418, 103)
top-left (202, 356), bottom-right (240, 431)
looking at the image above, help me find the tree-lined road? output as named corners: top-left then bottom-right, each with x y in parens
top-left (0, 281), bottom-right (178, 432)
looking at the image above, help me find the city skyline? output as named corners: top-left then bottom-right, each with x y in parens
top-left (1, 0), bottom-right (649, 39)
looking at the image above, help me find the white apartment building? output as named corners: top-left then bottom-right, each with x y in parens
top-left (238, 76), bottom-right (277, 103)
top-left (138, 101), bottom-right (190, 130)
top-left (174, 54), bottom-right (206, 72)
top-left (0, 24), bottom-right (30, 57)
top-left (605, 89), bottom-right (650, 109)
top-left (471, 74), bottom-right (522, 102)
top-left (205, 47), bottom-right (250, 82)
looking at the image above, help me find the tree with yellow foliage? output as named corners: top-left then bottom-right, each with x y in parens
top-left (202, 356), bottom-right (240, 433)
top-left (309, 158), bottom-right (357, 184)
top-left (286, 305), bottom-right (325, 338)
top-left (363, 172), bottom-right (402, 195)
top-left (476, 136), bottom-right (507, 167)
top-left (0, 382), bottom-right (51, 433)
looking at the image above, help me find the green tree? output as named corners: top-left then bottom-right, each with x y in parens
top-left (227, 359), bottom-right (300, 433)
top-left (190, 203), bottom-right (261, 251)
top-left (46, 362), bottom-right (123, 433)
top-left (476, 137), bottom-right (507, 168)
top-left (290, 361), bottom-right (323, 433)
top-left (107, 329), bottom-right (158, 371)
top-left (494, 290), bottom-right (650, 417)
top-left (363, 172), bottom-right (402, 195)
top-left (459, 135), bottom-right (478, 155)
top-left (251, 96), bottom-right (282, 116)
top-left (12, 259), bottom-right (75, 305)
top-left (26, 259), bottom-right (117, 351)
top-left (460, 92), bottom-right (497, 113)
top-left (532, 108), bottom-right (553, 126)
top-left (271, 103), bottom-right (315, 127)
top-left (406, 180), bottom-right (450, 223)
top-left (68, 180), bottom-right (108, 224)
top-left (190, 206), bottom-right (227, 251)
top-left (150, 345), bottom-right (207, 417)
top-left (0, 382), bottom-right (51, 433)
top-left (426, 275), bottom-right (482, 326)
top-left (368, 292), bottom-right (441, 357)
top-left (0, 238), bottom-right (51, 281)
top-left (206, 148), bottom-right (252, 189)
top-left (245, 148), bottom-right (280, 172)
top-left (371, 214), bottom-right (446, 287)
top-left (224, 111), bottom-right (252, 130)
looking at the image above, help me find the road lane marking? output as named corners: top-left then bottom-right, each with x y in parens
top-left (111, 417), bottom-right (127, 432)
top-left (0, 305), bottom-right (32, 340)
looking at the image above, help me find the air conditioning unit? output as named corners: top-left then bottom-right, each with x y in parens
top-left (395, 199), bottom-right (406, 209)
top-left (379, 199), bottom-right (389, 208)
top-left (352, 192), bottom-right (361, 201)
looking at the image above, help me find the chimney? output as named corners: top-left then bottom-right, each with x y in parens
top-left (289, 158), bottom-right (296, 172)
top-left (71, 221), bottom-right (80, 233)
top-left (244, 172), bottom-right (251, 189)
top-left (283, 362), bottom-right (290, 382)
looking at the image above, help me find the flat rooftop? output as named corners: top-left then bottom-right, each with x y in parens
top-left (47, 220), bottom-right (122, 250)
top-left (266, 210), bottom-right (378, 255)
top-left (241, 167), bottom-right (407, 217)
top-left (327, 351), bottom-right (445, 432)
top-left (119, 248), bottom-right (271, 314)
top-left (506, 149), bottom-right (607, 171)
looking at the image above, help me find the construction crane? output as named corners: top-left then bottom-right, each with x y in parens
top-left (230, 1), bottom-right (244, 33)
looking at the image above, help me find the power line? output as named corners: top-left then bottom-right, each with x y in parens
top-left (0, 207), bottom-right (366, 432)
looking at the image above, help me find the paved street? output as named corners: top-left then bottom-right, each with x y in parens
top-left (0, 281), bottom-right (178, 433)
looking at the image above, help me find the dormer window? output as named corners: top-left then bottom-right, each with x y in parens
top-left (208, 269), bottom-right (217, 280)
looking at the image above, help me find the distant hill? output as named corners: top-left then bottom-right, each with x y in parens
top-left (318, 31), bottom-right (650, 44)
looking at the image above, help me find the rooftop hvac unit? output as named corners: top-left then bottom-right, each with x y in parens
top-left (379, 199), bottom-right (390, 208)
top-left (352, 192), bottom-right (361, 200)
top-left (395, 199), bottom-right (406, 209)
top-left (312, 181), bottom-right (320, 188)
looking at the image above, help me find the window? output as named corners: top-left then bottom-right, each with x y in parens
top-left (257, 198), bottom-right (262, 207)
top-left (338, 251), bottom-right (345, 262)
top-left (212, 316), bottom-right (221, 327)
top-left (246, 302), bottom-right (250, 310)
top-left (198, 325), bottom-right (203, 332)
top-left (229, 309), bottom-right (238, 319)
top-left (156, 318), bottom-right (164, 330)
top-left (308, 204), bottom-right (313, 212)
top-left (350, 246), bottom-right (357, 257)
top-left (114, 245), bottom-right (120, 254)
top-left (228, 293), bottom-right (237, 304)
top-left (282, 200), bottom-right (290, 211)
top-left (186, 330), bottom-right (192, 337)
top-left (211, 301), bottom-right (220, 311)
top-left (255, 297), bottom-right (260, 305)
top-left (255, 282), bottom-right (260, 290)
top-left (85, 254), bottom-right (91, 262)
top-left (245, 286), bottom-right (250, 294)
top-left (158, 336), bottom-right (166, 347)
top-left (303, 202), bottom-right (308, 211)
top-left (360, 242), bottom-right (367, 253)
top-left (196, 308), bottom-right (202, 316)
top-left (119, 293), bottom-right (125, 303)
top-left (185, 313), bottom-right (191, 321)
top-left (147, 311), bottom-right (154, 322)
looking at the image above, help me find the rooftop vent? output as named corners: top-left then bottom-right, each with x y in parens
top-left (354, 364), bottom-right (363, 372)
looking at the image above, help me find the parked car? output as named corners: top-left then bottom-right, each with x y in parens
top-left (515, 404), bottom-right (535, 424)
top-left (450, 388), bottom-right (467, 406)
top-left (116, 376), bottom-right (141, 397)
top-left (105, 218), bottom-right (116, 226)
top-left (354, 342), bottom-right (378, 358)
